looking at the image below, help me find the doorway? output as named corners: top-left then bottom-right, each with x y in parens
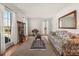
top-left (17, 21), bottom-right (26, 43)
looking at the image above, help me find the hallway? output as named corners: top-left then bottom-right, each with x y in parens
top-left (5, 36), bottom-right (58, 56)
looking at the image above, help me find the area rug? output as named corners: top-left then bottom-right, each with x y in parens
top-left (31, 39), bottom-right (46, 49)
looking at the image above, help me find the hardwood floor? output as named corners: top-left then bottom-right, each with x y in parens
top-left (3, 37), bottom-right (28, 56)
top-left (4, 41), bottom-right (26, 56)
top-left (3, 36), bottom-right (58, 56)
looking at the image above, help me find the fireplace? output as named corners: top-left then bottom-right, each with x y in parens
top-left (5, 37), bottom-right (11, 43)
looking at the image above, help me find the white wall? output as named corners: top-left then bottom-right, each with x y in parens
top-left (10, 13), bottom-right (18, 44)
top-left (5, 5), bottom-right (27, 43)
top-left (53, 4), bottom-right (79, 34)
top-left (28, 18), bottom-right (52, 35)
top-left (28, 18), bottom-right (42, 35)
top-left (48, 18), bottom-right (53, 33)
top-left (0, 4), bottom-right (6, 54)
top-left (0, 4), bottom-right (27, 54)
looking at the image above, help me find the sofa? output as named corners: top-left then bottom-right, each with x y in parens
top-left (62, 36), bottom-right (79, 56)
top-left (48, 31), bottom-right (71, 55)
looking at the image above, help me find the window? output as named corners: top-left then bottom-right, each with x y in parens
top-left (42, 20), bottom-right (48, 35)
top-left (3, 8), bottom-right (12, 34)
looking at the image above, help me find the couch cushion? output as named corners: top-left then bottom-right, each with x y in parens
top-left (56, 31), bottom-right (70, 38)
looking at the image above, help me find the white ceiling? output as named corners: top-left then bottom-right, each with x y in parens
top-left (11, 3), bottom-right (70, 18)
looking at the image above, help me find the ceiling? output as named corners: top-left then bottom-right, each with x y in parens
top-left (9, 3), bottom-right (70, 18)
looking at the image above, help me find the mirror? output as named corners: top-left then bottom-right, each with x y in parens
top-left (59, 10), bottom-right (77, 29)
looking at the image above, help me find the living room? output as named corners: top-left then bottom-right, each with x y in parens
top-left (0, 3), bottom-right (79, 56)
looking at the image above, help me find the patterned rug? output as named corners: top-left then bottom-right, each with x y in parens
top-left (31, 39), bottom-right (46, 49)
